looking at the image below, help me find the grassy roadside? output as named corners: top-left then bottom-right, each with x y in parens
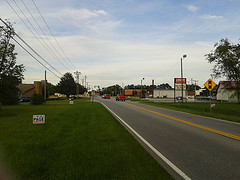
top-left (0, 100), bottom-right (173, 180)
top-left (138, 100), bottom-right (240, 123)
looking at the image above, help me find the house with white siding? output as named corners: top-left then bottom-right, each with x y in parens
top-left (216, 81), bottom-right (239, 102)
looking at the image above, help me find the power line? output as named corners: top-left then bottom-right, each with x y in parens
top-left (19, 0), bottom-right (72, 72)
top-left (0, 17), bottom-right (62, 78)
top-left (6, 0), bottom-right (71, 73)
top-left (31, 0), bottom-right (76, 70)
top-left (13, 37), bottom-right (61, 78)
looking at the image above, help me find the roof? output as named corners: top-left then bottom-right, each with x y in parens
top-left (17, 84), bottom-right (35, 93)
top-left (217, 81), bottom-right (239, 91)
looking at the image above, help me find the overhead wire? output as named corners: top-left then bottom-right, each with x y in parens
top-left (31, 0), bottom-right (76, 70)
top-left (0, 16), bottom-right (62, 78)
top-left (0, 18), bottom-right (60, 78)
top-left (8, 0), bottom-right (71, 73)
top-left (20, 0), bottom-right (74, 71)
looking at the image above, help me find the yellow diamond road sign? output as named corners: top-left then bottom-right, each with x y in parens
top-left (204, 78), bottom-right (216, 91)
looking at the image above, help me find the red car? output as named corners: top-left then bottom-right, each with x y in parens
top-left (116, 94), bottom-right (126, 101)
top-left (102, 94), bottom-right (111, 99)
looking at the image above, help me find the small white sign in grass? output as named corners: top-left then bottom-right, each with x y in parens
top-left (33, 115), bottom-right (45, 124)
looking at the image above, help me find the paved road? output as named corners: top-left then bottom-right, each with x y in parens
top-left (96, 97), bottom-right (240, 180)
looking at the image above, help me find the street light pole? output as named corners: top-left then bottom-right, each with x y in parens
top-left (181, 55), bottom-right (187, 103)
top-left (141, 78), bottom-right (145, 98)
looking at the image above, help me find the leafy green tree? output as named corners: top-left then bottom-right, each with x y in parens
top-left (0, 21), bottom-right (25, 105)
top-left (206, 38), bottom-right (240, 103)
top-left (56, 72), bottom-right (76, 97)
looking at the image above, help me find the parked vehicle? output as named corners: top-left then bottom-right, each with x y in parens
top-left (102, 94), bottom-right (111, 99)
top-left (19, 97), bottom-right (31, 102)
top-left (116, 94), bottom-right (126, 101)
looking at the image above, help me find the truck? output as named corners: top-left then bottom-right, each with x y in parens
top-left (116, 94), bottom-right (126, 101)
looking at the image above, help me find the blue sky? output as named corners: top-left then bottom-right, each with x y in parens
top-left (1, 0), bottom-right (240, 88)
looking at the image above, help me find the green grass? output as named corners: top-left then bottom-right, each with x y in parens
top-left (0, 100), bottom-right (173, 180)
top-left (140, 100), bottom-right (240, 123)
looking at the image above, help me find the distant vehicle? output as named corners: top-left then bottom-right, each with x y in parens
top-left (186, 96), bottom-right (195, 102)
top-left (196, 96), bottom-right (216, 101)
top-left (19, 97), bottom-right (31, 102)
top-left (196, 96), bottom-right (209, 100)
top-left (116, 94), bottom-right (126, 101)
top-left (102, 94), bottom-right (111, 99)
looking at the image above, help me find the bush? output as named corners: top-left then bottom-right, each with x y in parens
top-left (31, 93), bottom-right (44, 105)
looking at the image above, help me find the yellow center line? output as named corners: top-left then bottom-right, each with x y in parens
top-left (123, 102), bottom-right (240, 141)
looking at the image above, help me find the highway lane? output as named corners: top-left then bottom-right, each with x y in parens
top-left (96, 97), bottom-right (240, 180)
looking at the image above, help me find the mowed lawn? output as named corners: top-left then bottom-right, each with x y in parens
top-left (0, 100), bottom-right (173, 180)
top-left (140, 101), bottom-right (240, 123)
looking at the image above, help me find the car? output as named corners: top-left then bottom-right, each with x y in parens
top-left (19, 97), bottom-right (31, 102)
top-left (102, 94), bottom-right (111, 99)
top-left (116, 94), bottom-right (126, 101)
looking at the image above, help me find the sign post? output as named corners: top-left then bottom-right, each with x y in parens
top-left (174, 78), bottom-right (186, 103)
top-left (204, 79), bottom-right (217, 112)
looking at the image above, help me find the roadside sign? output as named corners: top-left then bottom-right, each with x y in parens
top-left (33, 115), bottom-right (45, 124)
top-left (176, 97), bottom-right (182, 102)
top-left (69, 101), bottom-right (74, 104)
top-left (174, 78), bottom-right (186, 84)
top-left (175, 84), bottom-right (186, 90)
top-left (204, 79), bottom-right (216, 91)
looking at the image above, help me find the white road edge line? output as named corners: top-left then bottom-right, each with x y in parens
top-left (101, 102), bottom-right (191, 180)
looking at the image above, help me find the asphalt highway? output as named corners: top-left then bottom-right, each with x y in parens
top-left (96, 97), bottom-right (240, 180)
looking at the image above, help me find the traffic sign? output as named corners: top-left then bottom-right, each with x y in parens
top-left (204, 79), bottom-right (216, 91)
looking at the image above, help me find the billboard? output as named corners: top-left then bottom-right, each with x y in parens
top-left (124, 90), bottom-right (133, 96)
top-left (174, 78), bottom-right (186, 84)
top-left (175, 84), bottom-right (186, 90)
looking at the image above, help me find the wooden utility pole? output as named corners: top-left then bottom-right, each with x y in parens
top-left (44, 70), bottom-right (47, 102)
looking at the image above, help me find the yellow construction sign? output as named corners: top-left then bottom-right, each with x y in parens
top-left (204, 78), bottom-right (216, 91)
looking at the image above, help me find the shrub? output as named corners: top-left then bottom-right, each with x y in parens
top-left (31, 93), bottom-right (44, 105)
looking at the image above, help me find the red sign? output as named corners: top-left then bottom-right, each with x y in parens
top-left (174, 78), bottom-right (186, 84)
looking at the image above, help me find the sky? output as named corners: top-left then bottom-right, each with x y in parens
top-left (1, 0), bottom-right (240, 89)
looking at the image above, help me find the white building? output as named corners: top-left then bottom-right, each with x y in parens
top-left (216, 81), bottom-right (238, 102)
top-left (153, 89), bottom-right (186, 98)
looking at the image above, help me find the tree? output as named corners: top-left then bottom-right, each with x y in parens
top-left (206, 38), bottom-right (240, 103)
top-left (187, 84), bottom-right (201, 91)
top-left (0, 21), bottom-right (25, 105)
top-left (157, 83), bottom-right (172, 89)
top-left (56, 72), bottom-right (76, 97)
top-left (31, 92), bottom-right (44, 105)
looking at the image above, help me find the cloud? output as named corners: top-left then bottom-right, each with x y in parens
top-left (60, 8), bottom-right (108, 20)
top-left (186, 5), bottom-right (198, 12)
top-left (200, 15), bottom-right (224, 20)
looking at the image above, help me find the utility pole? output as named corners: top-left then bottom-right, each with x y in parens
top-left (44, 70), bottom-right (47, 103)
top-left (82, 79), bottom-right (84, 88)
top-left (74, 71), bottom-right (81, 99)
top-left (84, 75), bottom-right (87, 89)
top-left (152, 79), bottom-right (154, 98)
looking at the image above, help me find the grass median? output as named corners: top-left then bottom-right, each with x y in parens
top-left (0, 100), bottom-right (173, 180)
top-left (139, 100), bottom-right (240, 123)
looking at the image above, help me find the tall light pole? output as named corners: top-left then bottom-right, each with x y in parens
top-left (141, 78), bottom-right (145, 98)
top-left (181, 54), bottom-right (187, 103)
